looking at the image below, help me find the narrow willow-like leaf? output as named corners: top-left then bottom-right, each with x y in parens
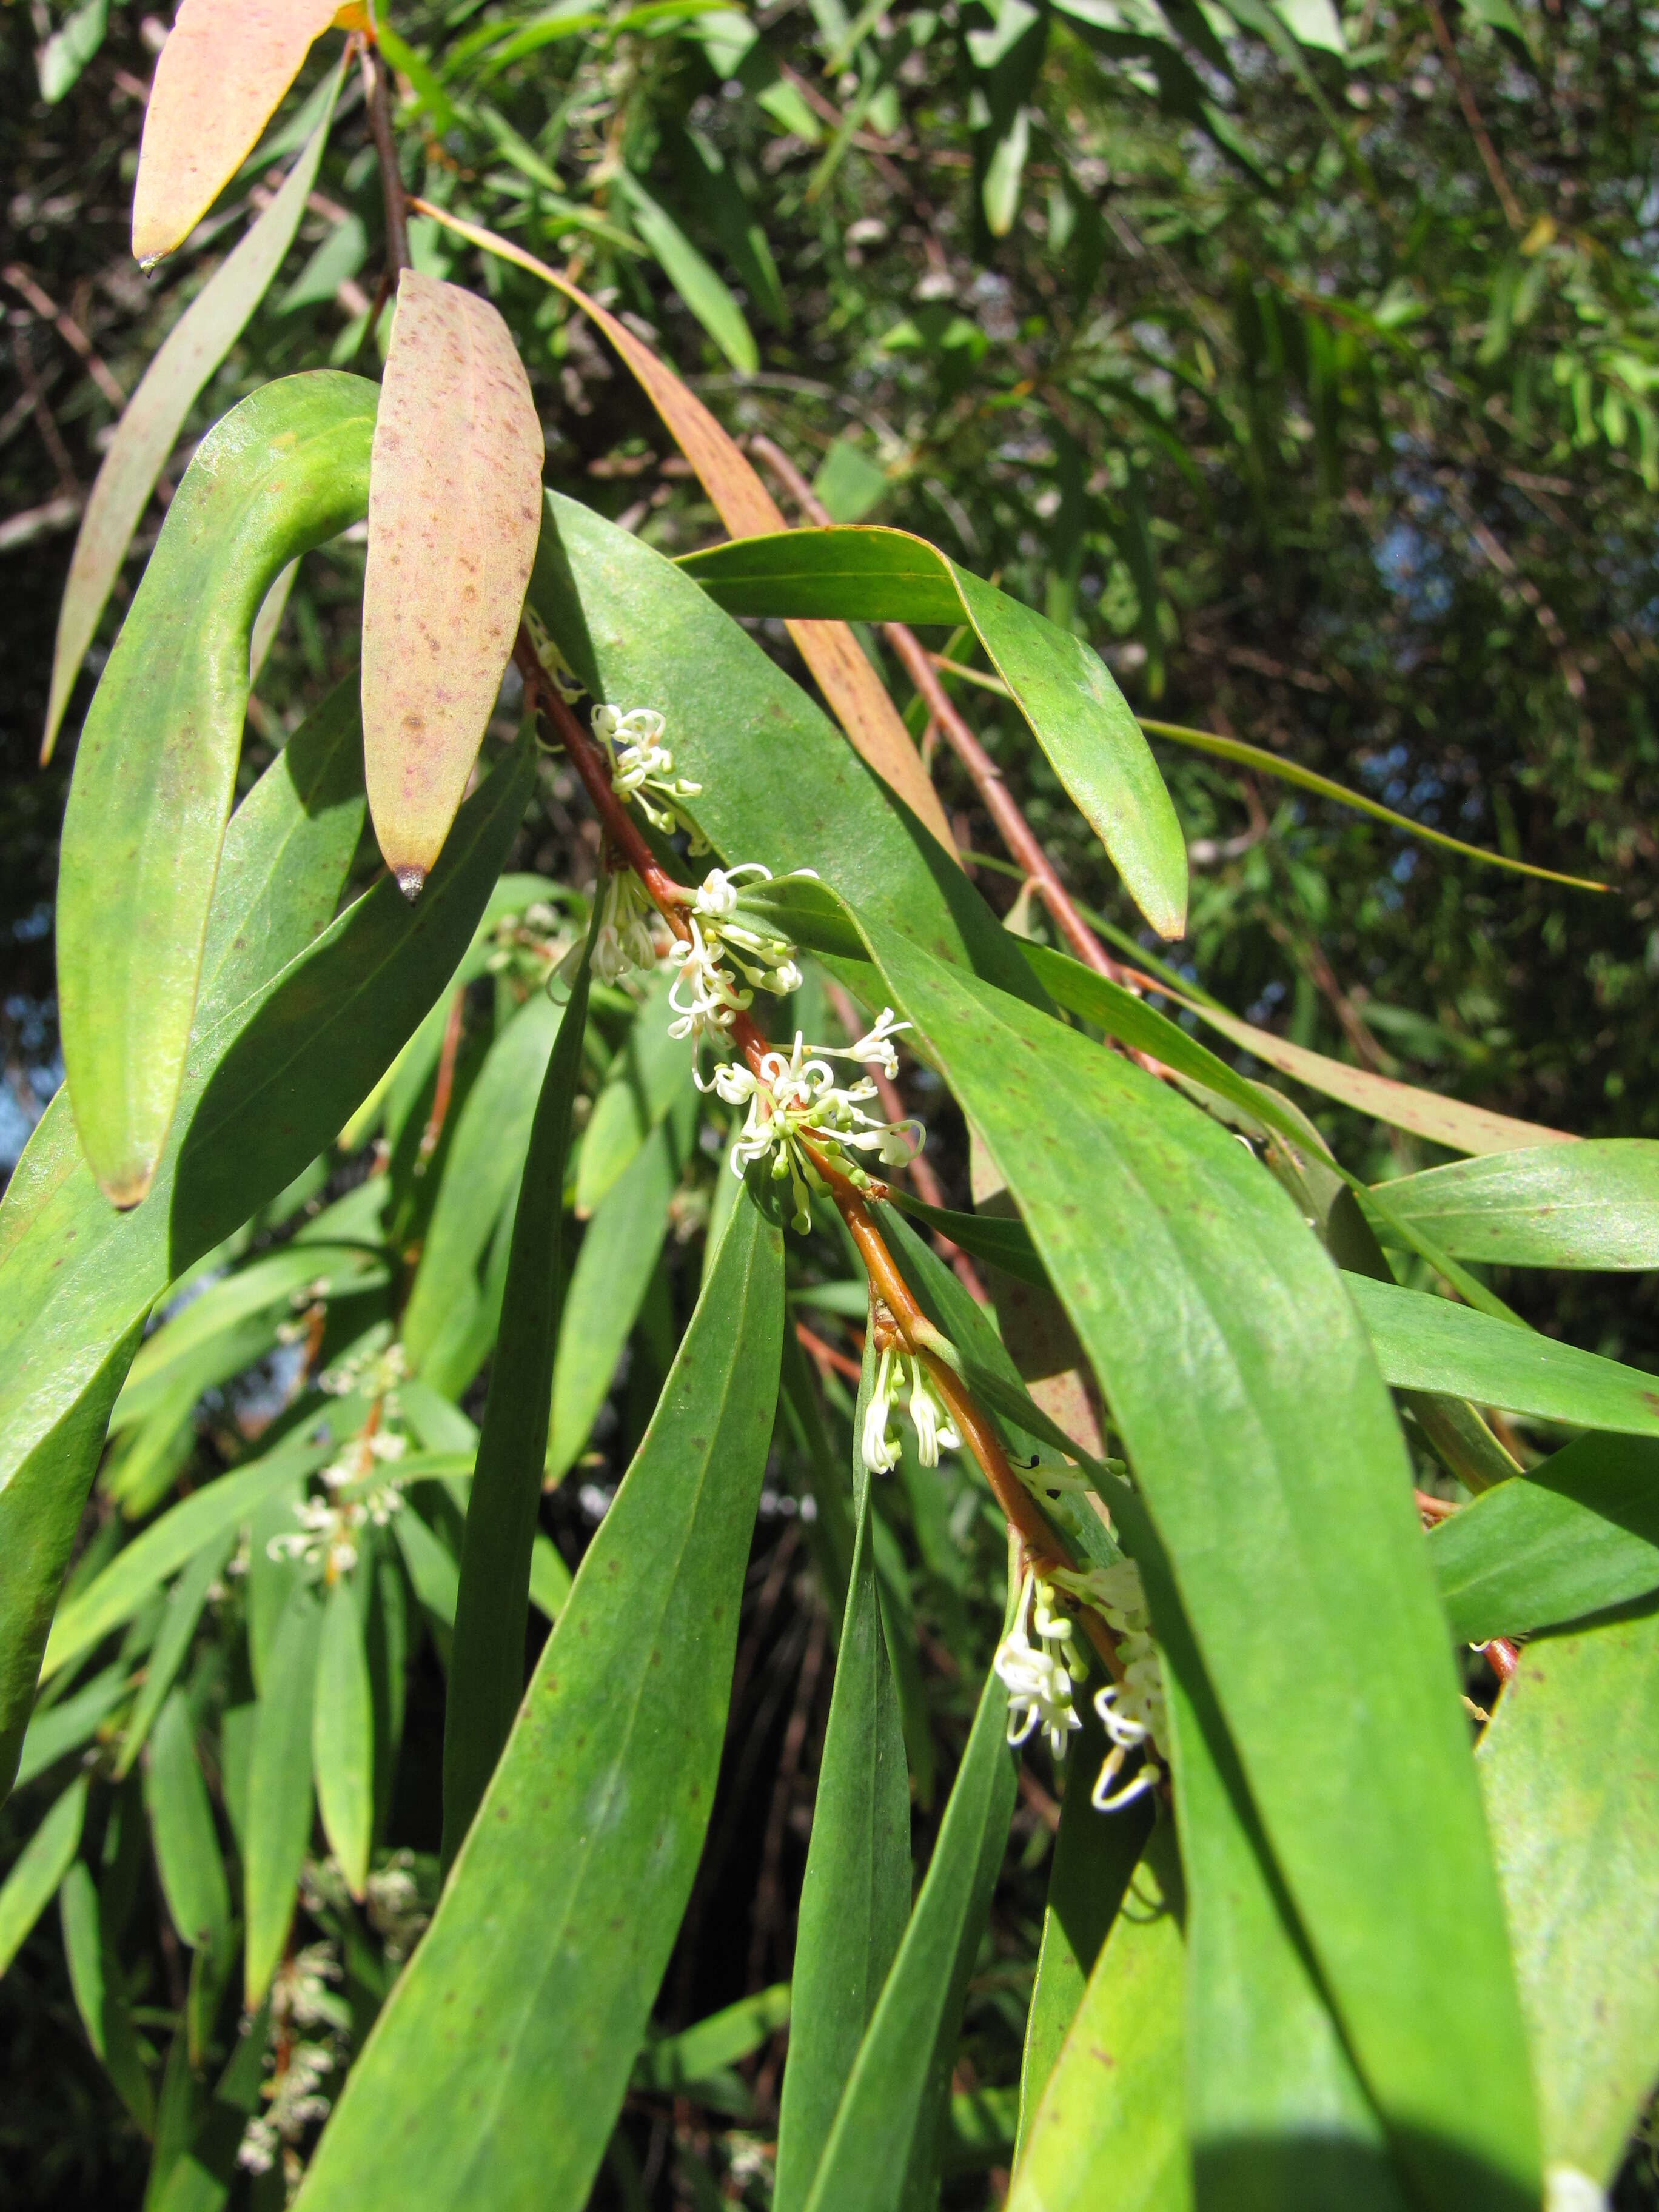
top-left (680, 527), bottom-right (1187, 939)
top-left (244, 1584), bottom-right (323, 2008)
top-left (1346, 1273), bottom-right (1659, 1436)
top-left (1007, 1831), bottom-right (1188, 2212)
top-left (131, 0), bottom-right (346, 264)
top-left (56, 372), bottom-right (376, 1203)
top-left (774, 1345), bottom-right (911, 2212)
top-left (115, 1540), bottom-right (232, 1781)
top-left (1372, 1141), bottom-right (1659, 1268)
top-left (0, 1775), bottom-right (85, 1977)
top-left (1014, 1732), bottom-right (1150, 2164)
top-left (295, 1187), bottom-right (783, 2211)
top-left (61, 1858), bottom-right (155, 2134)
top-left (42, 78), bottom-right (343, 760)
top-left (41, 1435), bottom-right (332, 1686)
top-left (529, 495), bottom-right (1037, 1008)
top-left (403, 992), bottom-right (566, 1367)
top-left (144, 1691), bottom-right (231, 1952)
top-left (574, 969), bottom-right (691, 1216)
top-left (636, 1983), bottom-right (792, 2102)
top-left (440, 915), bottom-right (595, 1868)
top-left (545, 1116), bottom-right (678, 1483)
top-left (1480, 1611), bottom-right (1659, 2185)
top-left (1430, 1433), bottom-right (1659, 1641)
top-left (802, 1650), bottom-right (1017, 2212)
top-left (362, 272), bottom-right (543, 891)
top-left (412, 198), bottom-right (956, 849)
top-left (313, 1578), bottom-right (374, 1899)
top-left (780, 880), bottom-right (1540, 2207)
top-left (15, 1663), bottom-right (129, 1789)
top-left (615, 173), bottom-right (759, 374)
top-left (1021, 939), bottom-right (1570, 1159)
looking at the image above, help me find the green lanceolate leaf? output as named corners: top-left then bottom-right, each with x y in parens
top-left (41, 74), bottom-right (344, 762)
top-left (802, 1647), bottom-right (1017, 2212)
top-left (402, 991), bottom-right (568, 1369)
top-left (244, 1584), bottom-right (324, 2009)
top-left (774, 1345), bottom-right (911, 2212)
top-left (144, 1691), bottom-right (231, 1952)
top-left (440, 917), bottom-right (595, 1868)
top-left (1370, 1141), bottom-right (1659, 1269)
top-left (615, 172), bottom-right (760, 374)
top-left (0, 1774), bottom-right (86, 1977)
top-left (779, 880), bottom-right (1539, 2208)
top-left (56, 370), bottom-right (377, 1205)
top-left (575, 968), bottom-right (691, 1217)
top-left (526, 494), bottom-right (1044, 1010)
top-left (61, 1857), bottom-right (155, 2134)
top-left (1430, 1432), bottom-right (1659, 1641)
top-left (1479, 1610), bottom-right (1659, 2187)
top-left (1007, 1829), bottom-right (1188, 2212)
top-left (314, 1578), bottom-right (374, 1900)
top-left (677, 525), bottom-right (1187, 939)
top-left (545, 1114), bottom-right (679, 1483)
top-left (1346, 1274), bottom-right (1659, 1436)
top-left (295, 1187), bottom-right (784, 2212)
top-left (1013, 1730), bottom-right (1151, 2165)
top-left (116, 1539), bottom-right (232, 1780)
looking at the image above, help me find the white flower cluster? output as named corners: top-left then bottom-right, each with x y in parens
top-left (1051, 1558), bottom-right (1168, 1812)
top-left (592, 703), bottom-right (707, 850)
top-left (267, 1432), bottom-right (407, 1581)
top-left (364, 1849), bottom-right (429, 1962)
top-left (318, 1339), bottom-right (408, 1405)
top-left (522, 606), bottom-right (585, 704)
top-left (860, 1339), bottom-right (962, 1473)
top-left (592, 866), bottom-right (665, 986)
top-left (706, 1024), bottom-right (922, 1233)
top-left (236, 2040), bottom-right (335, 2177)
top-left (996, 1570), bottom-right (1087, 1761)
top-left (486, 898), bottom-right (573, 988)
top-left (667, 865), bottom-right (803, 1042)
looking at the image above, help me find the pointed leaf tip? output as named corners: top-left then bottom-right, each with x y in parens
top-left (395, 866), bottom-right (426, 902)
top-left (363, 272), bottom-right (545, 888)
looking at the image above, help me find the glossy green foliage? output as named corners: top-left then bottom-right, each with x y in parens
top-left (574, 966), bottom-right (690, 1216)
top-left (1008, 1831), bottom-right (1188, 2212)
top-left (1480, 1611), bottom-right (1659, 2184)
top-left (56, 372), bottom-right (377, 1203)
top-left (144, 1691), bottom-right (230, 1953)
top-left (0, 1774), bottom-right (85, 1977)
top-left (802, 1644), bottom-right (1016, 2212)
top-left (765, 876), bottom-right (1539, 2206)
top-left (1347, 1274), bottom-right (1659, 1435)
top-left (440, 922), bottom-right (595, 1866)
top-left (244, 1584), bottom-right (323, 2007)
top-left (1431, 1433), bottom-right (1659, 1641)
top-left (61, 1856), bottom-right (155, 2135)
top-left (295, 1188), bottom-right (783, 2210)
top-left (680, 525), bottom-right (1188, 938)
top-left (313, 1579), bottom-right (374, 1899)
top-left (774, 1350), bottom-right (911, 2212)
top-left (527, 494), bottom-right (1042, 1007)
top-left (1371, 1141), bottom-right (1659, 1268)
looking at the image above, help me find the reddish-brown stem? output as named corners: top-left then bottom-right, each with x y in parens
top-left (1482, 1636), bottom-right (1520, 1683)
top-left (795, 1321), bottom-right (863, 1384)
top-left (362, 41), bottom-right (412, 276)
top-left (1420, 0), bottom-right (1526, 233)
top-left (418, 987), bottom-right (465, 1164)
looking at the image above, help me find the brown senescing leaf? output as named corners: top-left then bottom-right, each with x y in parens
top-left (362, 270), bottom-right (545, 894)
top-left (132, 0), bottom-right (355, 267)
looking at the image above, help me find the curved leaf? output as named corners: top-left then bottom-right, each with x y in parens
top-left (679, 526), bottom-right (1188, 937)
top-left (0, 1776), bottom-right (86, 1978)
top-left (43, 73), bottom-right (344, 761)
top-left (144, 1691), bottom-right (231, 1951)
top-left (409, 198), bottom-right (957, 851)
top-left (244, 1583), bottom-right (323, 2008)
top-left (1347, 1273), bottom-right (1659, 1436)
top-left (1372, 1141), bottom-right (1659, 1269)
top-left (295, 1185), bottom-right (783, 2212)
top-left (1479, 1609), bottom-right (1659, 2185)
top-left (313, 1577), bottom-right (374, 1899)
top-left (440, 915), bottom-right (595, 1868)
top-left (615, 172), bottom-right (759, 374)
top-left (575, 968), bottom-right (691, 1217)
top-left (57, 370), bottom-right (377, 1204)
top-left (363, 272), bottom-right (543, 891)
top-left (1430, 1432), bottom-right (1659, 1642)
top-left (132, 0), bottom-right (346, 266)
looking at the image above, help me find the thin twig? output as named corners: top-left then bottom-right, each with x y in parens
top-left (11, 326), bottom-right (77, 494)
top-left (363, 42), bottom-right (412, 276)
top-left (1420, 0), bottom-right (1526, 232)
top-left (4, 266), bottom-right (126, 411)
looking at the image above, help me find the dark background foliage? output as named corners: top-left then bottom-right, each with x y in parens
top-left (4, 0), bottom-right (1657, 2199)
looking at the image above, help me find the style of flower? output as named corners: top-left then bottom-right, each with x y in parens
top-left (707, 1030), bottom-right (923, 1232)
top-left (591, 702), bottom-right (707, 850)
top-left (1047, 1558), bottom-right (1168, 1812)
top-left (860, 1340), bottom-right (962, 1473)
top-left (666, 865), bottom-right (805, 1042)
top-left (995, 1569), bottom-right (1085, 1761)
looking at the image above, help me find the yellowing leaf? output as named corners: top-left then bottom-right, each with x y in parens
top-left (362, 271), bottom-right (544, 893)
top-left (409, 198), bottom-right (959, 856)
top-left (132, 0), bottom-right (345, 267)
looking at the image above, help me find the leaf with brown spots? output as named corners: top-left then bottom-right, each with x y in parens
top-left (361, 271), bottom-right (544, 894)
top-left (131, 0), bottom-right (355, 267)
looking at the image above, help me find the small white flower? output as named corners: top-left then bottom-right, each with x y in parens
top-left (862, 1344), bottom-right (905, 1474)
top-left (523, 608), bottom-right (586, 703)
top-left (996, 1572), bottom-right (1085, 1761)
top-left (713, 1032), bottom-right (923, 1232)
top-left (591, 702), bottom-right (707, 850)
top-left (592, 867), bottom-right (663, 986)
top-left (906, 1360), bottom-right (962, 1467)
